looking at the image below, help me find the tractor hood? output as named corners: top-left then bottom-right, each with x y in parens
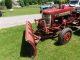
top-left (43, 6), bottom-right (73, 15)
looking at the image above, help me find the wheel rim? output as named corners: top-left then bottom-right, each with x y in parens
top-left (64, 32), bottom-right (71, 43)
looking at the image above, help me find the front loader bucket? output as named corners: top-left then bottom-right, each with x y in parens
top-left (25, 21), bottom-right (41, 56)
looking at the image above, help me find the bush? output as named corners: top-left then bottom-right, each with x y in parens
top-left (0, 0), bottom-right (3, 6)
top-left (0, 0), bottom-right (5, 10)
top-left (5, 0), bottom-right (12, 9)
top-left (29, 2), bottom-right (33, 5)
top-left (19, 0), bottom-right (24, 7)
top-left (0, 11), bottom-right (2, 17)
top-left (19, 0), bottom-right (29, 7)
top-left (24, 0), bottom-right (29, 6)
top-left (34, 1), bottom-right (38, 4)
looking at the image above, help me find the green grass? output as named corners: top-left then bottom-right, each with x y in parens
top-left (2, 5), bottom-right (40, 17)
top-left (0, 24), bottom-right (80, 60)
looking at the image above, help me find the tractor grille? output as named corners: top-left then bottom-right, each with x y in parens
top-left (42, 14), bottom-right (51, 27)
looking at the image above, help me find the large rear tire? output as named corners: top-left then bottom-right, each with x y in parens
top-left (58, 28), bottom-right (72, 45)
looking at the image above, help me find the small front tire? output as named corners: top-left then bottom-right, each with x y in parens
top-left (58, 28), bottom-right (72, 45)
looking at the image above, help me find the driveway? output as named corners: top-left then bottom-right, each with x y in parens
top-left (0, 14), bottom-right (41, 29)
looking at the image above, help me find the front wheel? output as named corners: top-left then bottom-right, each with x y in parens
top-left (58, 28), bottom-right (72, 45)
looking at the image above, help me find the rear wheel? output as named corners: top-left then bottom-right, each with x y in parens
top-left (58, 28), bottom-right (72, 45)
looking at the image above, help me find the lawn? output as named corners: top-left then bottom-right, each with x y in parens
top-left (2, 5), bottom-right (40, 17)
top-left (0, 24), bottom-right (80, 60)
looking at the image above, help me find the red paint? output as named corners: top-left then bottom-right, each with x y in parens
top-left (25, 5), bottom-right (80, 57)
top-left (25, 21), bottom-right (41, 56)
top-left (43, 6), bottom-right (73, 14)
top-left (64, 32), bottom-right (71, 43)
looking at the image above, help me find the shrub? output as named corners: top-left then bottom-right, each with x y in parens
top-left (5, 0), bottom-right (12, 9)
top-left (0, 11), bottom-right (2, 17)
top-left (19, 0), bottom-right (25, 7)
top-left (0, 0), bottom-right (3, 6)
top-left (0, 0), bottom-right (5, 9)
top-left (24, 0), bottom-right (29, 6)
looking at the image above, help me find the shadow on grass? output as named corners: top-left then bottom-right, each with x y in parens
top-left (54, 41), bottom-right (62, 46)
top-left (20, 31), bottom-right (34, 58)
top-left (70, 27), bottom-right (78, 31)
top-left (54, 27), bottom-right (80, 46)
top-left (73, 30), bottom-right (80, 36)
top-left (40, 35), bottom-right (61, 46)
top-left (70, 27), bottom-right (80, 36)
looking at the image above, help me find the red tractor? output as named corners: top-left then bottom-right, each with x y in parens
top-left (25, 5), bottom-right (80, 56)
